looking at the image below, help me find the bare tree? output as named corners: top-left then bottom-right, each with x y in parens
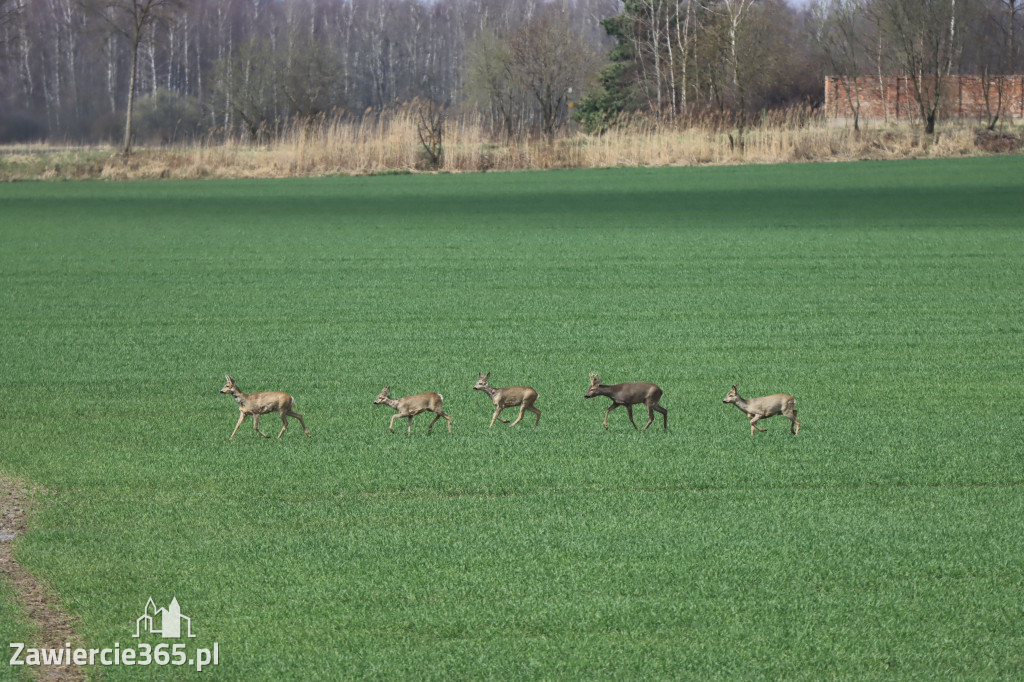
top-left (508, 6), bottom-right (603, 141)
top-left (811, 0), bottom-right (871, 130)
top-left (0, 0), bottom-right (20, 86)
top-left (1001, 0), bottom-right (1020, 71)
top-left (465, 27), bottom-right (528, 140)
top-left (875, 0), bottom-right (968, 133)
top-left (969, 0), bottom-right (1020, 128)
top-left (211, 36), bottom-right (276, 140)
top-left (414, 97), bottom-right (445, 168)
top-left (80, 0), bottom-right (189, 154)
top-left (0, 0), bottom-right (19, 36)
top-left (467, 7), bottom-right (603, 142)
top-left (0, 0), bottom-right (22, 123)
top-left (716, 0), bottom-right (758, 114)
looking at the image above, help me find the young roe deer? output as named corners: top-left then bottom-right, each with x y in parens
top-left (374, 387), bottom-right (452, 434)
top-left (472, 373), bottom-right (541, 428)
top-left (584, 373), bottom-right (667, 430)
top-left (722, 385), bottom-right (800, 436)
top-left (220, 375), bottom-right (311, 440)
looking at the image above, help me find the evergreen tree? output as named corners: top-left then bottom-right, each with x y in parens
top-left (573, 12), bottom-right (643, 134)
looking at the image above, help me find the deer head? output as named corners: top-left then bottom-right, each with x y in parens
top-left (374, 387), bottom-right (391, 405)
top-left (473, 373), bottom-right (491, 391)
top-left (220, 375), bottom-right (237, 394)
top-left (584, 373), bottom-right (602, 398)
top-left (723, 385), bottom-right (739, 404)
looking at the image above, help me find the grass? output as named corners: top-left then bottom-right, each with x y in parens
top-left (0, 580), bottom-right (30, 682)
top-left (0, 158), bottom-right (1022, 679)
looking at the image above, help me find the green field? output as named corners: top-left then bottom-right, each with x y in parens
top-left (1, 158), bottom-right (1022, 679)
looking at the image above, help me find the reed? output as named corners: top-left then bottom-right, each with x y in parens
top-left (0, 105), bottom-right (1007, 181)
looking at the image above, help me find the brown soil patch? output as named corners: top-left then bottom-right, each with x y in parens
top-left (0, 476), bottom-right (85, 681)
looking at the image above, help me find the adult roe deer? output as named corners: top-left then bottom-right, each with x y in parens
top-left (584, 373), bottom-right (667, 430)
top-left (374, 387), bottom-right (452, 434)
top-left (722, 385), bottom-right (800, 436)
top-left (473, 373), bottom-right (541, 428)
top-left (220, 375), bottom-right (311, 440)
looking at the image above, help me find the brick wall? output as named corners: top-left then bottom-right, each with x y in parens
top-left (824, 76), bottom-right (1024, 123)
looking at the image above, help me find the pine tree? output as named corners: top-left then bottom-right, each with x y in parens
top-left (573, 10), bottom-right (643, 134)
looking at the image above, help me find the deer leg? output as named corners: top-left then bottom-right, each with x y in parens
top-left (278, 414), bottom-right (288, 438)
top-left (229, 412), bottom-right (246, 440)
top-left (490, 406), bottom-right (505, 428)
top-left (603, 403), bottom-right (619, 429)
top-left (253, 414), bottom-right (271, 438)
top-left (749, 415), bottom-right (766, 435)
top-left (653, 404), bottom-right (668, 430)
top-left (642, 404), bottom-right (656, 431)
top-left (408, 416), bottom-right (414, 435)
top-left (509, 404), bottom-right (527, 427)
top-left (287, 410), bottom-right (311, 436)
top-left (528, 405), bottom-right (541, 427)
top-left (389, 414), bottom-right (399, 433)
top-left (787, 409), bottom-right (800, 435)
top-left (625, 404), bottom-right (639, 430)
top-left (428, 411), bottom-right (451, 433)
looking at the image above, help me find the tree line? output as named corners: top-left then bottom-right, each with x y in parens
top-left (0, 0), bottom-right (616, 146)
top-left (0, 0), bottom-right (1020, 148)
top-left (577, 0), bottom-right (1021, 135)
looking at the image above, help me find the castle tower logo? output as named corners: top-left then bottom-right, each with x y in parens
top-left (134, 598), bottom-right (196, 639)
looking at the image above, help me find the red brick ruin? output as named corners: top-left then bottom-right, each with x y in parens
top-left (824, 75), bottom-right (1024, 124)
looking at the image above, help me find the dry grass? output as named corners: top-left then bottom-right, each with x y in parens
top-left (0, 106), bottom-right (1015, 181)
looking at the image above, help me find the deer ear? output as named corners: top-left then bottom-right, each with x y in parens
top-left (484, 372), bottom-right (490, 381)
top-left (225, 375), bottom-right (233, 382)
top-left (732, 384), bottom-right (737, 390)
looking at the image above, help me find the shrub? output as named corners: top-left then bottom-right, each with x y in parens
top-left (133, 89), bottom-right (204, 145)
top-left (0, 110), bottom-right (46, 143)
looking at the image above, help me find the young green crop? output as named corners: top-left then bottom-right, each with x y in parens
top-left (1, 158), bottom-right (1022, 678)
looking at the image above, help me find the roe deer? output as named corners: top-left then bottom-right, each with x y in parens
top-left (584, 373), bottom-right (667, 430)
top-left (220, 375), bottom-right (311, 440)
top-left (473, 373), bottom-right (541, 428)
top-left (374, 386), bottom-right (452, 434)
top-left (722, 385), bottom-right (800, 436)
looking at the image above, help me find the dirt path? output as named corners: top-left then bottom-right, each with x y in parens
top-left (0, 476), bottom-right (86, 681)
